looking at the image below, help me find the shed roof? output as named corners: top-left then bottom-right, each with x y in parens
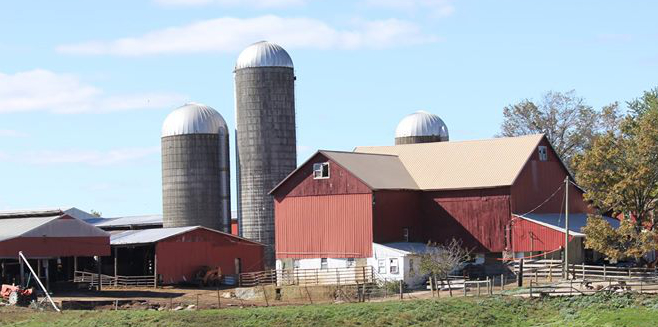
top-left (355, 134), bottom-right (546, 190)
top-left (515, 213), bottom-right (620, 236)
top-left (110, 226), bottom-right (265, 246)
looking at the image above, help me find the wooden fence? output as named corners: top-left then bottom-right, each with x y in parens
top-left (511, 259), bottom-right (658, 281)
top-left (74, 271), bottom-right (155, 287)
top-left (239, 266), bottom-right (375, 287)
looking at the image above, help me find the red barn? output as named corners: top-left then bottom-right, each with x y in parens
top-left (271, 134), bottom-right (593, 268)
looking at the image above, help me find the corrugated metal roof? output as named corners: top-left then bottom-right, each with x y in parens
top-left (515, 213), bottom-right (620, 236)
top-left (111, 226), bottom-right (198, 245)
top-left (0, 216), bottom-right (61, 242)
top-left (377, 242), bottom-right (430, 255)
top-left (161, 102), bottom-right (228, 137)
top-left (91, 215), bottom-right (164, 228)
top-left (355, 134), bottom-right (545, 190)
top-left (322, 151), bottom-right (419, 190)
top-left (235, 41), bottom-right (293, 70)
top-left (395, 111), bottom-right (449, 140)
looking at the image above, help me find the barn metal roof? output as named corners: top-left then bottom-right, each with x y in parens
top-left (395, 111), bottom-right (449, 140)
top-left (0, 208), bottom-right (109, 242)
top-left (161, 102), bottom-right (228, 137)
top-left (355, 134), bottom-right (546, 190)
top-left (322, 151), bottom-right (420, 190)
top-left (515, 213), bottom-right (620, 236)
top-left (111, 226), bottom-right (198, 246)
top-left (111, 226), bottom-right (265, 246)
top-left (235, 41), bottom-right (293, 70)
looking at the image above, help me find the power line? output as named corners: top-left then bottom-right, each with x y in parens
top-left (518, 183), bottom-right (564, 217)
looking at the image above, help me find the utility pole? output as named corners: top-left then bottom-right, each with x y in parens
top-left (564, 177), bottom-right (569, 279)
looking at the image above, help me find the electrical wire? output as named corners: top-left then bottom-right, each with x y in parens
top-left (518, 183), bottom-right (564, 217)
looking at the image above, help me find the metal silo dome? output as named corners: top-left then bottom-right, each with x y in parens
top-left (394, 110), bottom-right (449, 145)
top-left (235, 41), bottom-right (294, 70)
top-left (161, 102), bottom-right (231, 233)
top-left (162, 102), bottom-right (228, 137)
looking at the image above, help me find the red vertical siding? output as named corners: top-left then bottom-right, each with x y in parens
top-left (511, 138), bottom-right (589, 214)
top-left (372, 190), bottom-right (423, 243)
top-left (272, 153), bottom-right (371, 198)
top-left (421, 188), bottom-right (511, 252)
top-left (155, 229), bottom-right (264, 284)
top-left (275, 194), bottom-right (373, 259)
top-left (512, 218), bottom-right (574, 252)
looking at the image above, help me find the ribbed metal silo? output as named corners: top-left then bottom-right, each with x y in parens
top-left (235, 41), bottom-right (296, 267)
top-left (395, 110), bottom-right (449, 145)
top-left (161, 102), bottom-right (231, 232)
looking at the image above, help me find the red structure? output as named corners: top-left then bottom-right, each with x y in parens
top-left (111, 226), bottom-right (264, 284)
top-left (271, 134), bottom-right (593, 260)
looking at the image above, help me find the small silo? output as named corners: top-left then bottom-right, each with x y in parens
top-left (161, 102), bottom-right (231, 232)
top-left (394, 110), bottom-right (449, 145)
top-left (234, 41), bottom-right (297, 267)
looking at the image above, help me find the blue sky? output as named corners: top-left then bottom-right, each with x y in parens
top-left (1, 0), bottom-right (656, 216)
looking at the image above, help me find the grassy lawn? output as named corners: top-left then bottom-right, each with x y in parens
top-left (2, 293), bottom-right (658, 327)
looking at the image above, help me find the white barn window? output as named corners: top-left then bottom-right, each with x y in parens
top-left (389, 258), bottom-right (399, 274)
top-left (313, 162), bottom-right (330, 179)
top-left (378, 259), bottom-right (386, 273)
top-left (320, 258), bottom-right (328, 269)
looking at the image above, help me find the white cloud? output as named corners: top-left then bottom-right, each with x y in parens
top-left (56, 15), bottom-right (438, 56)
top-left (365, 0), bottom-right (455, 17)
top-left (153, 0), bottom-right (305, 8)
top-left (12, 146), bottom-right (160, 166)
top-left (0, 69), bottom-right (186, 114)
top-left (0, 129), bottom-right (28, 138)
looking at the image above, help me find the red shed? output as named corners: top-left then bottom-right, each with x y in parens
top-left (111, 226), bottom-right (264, 284)
top-left (271, 134), bottom-right (592, 263)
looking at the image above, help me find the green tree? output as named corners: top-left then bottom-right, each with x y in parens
top-left (498, 90), bottom-right (621, 174)
top-left (574, 89), bottom-right (658, 260)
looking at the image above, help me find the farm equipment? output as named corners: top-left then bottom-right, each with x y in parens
top-left (1, 284), bottom-right (36, 306)
top-left (194, 266), bottom-right (223, 286)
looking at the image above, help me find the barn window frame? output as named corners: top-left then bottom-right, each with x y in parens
top-left (313, 162), bottom-right (330, 179)
top-left (389, 258), bottom-right (399, 274)
top-left (538, 146), bottom-right (548, 161)
top-left (346, 258), bottom-right (355, 268)
top-left (320, 258), bottom-right (328, 269)
top-left (378, 259), bottom-right (386, 274)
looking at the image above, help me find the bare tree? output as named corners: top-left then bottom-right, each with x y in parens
top-left (418, 239), bottom-right (471, 291)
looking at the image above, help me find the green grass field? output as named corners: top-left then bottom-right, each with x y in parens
top-left (2, 293), bottom-right (658, 327)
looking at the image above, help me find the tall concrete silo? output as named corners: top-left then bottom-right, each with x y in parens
top-left (395, 110), bottom-right (449, 145)
top-left (161, 102), bottom-right (231, 232)
top-left (234, 41), bottom-right (296, 267)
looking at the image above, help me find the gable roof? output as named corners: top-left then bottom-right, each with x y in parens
top-left (355, 134), bottom-right (546, 191)
top-left (322, 151), bottom-right (419, 190)
top-left (0, 209), bottom-right (109, 242)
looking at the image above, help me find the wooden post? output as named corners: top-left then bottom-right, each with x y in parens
top-left (44, 260), bottom-right (50, 291)
top-left (534, 270), bottom-right (538, 283)
top-left (463, 282), bottom-right (467, 297)
top-left (196, 294), bottom-right (199, 310)
top-left (217, 287), bottom-right (221, 309)
top-left (336, 268), bottom-right (340, 286)
top-left (529, 281), bottom-right (533, 298)
top-left (114, 247), bottom-right (119, 287)
top-left (153, 253), bottom-right (158, 289)
top-left (447, 279), bottom-right (453, 297)
top-left (501, 274), bottom-right (505, 292)
top-left (640, 280), bottom-right (643, 294)
top-left (582, 263), bottom-right (585, 280)
top-left (19, 255), bottom-right (25, 286)
top-left (477, 281), bottom-right (481, 297)
top-left (97, 256), bottom-right (102, 291)
top-left (603, 265), bottom-right (607, 279)
top-left (517, 259), bottom-right (524, 287)
top-left (261, 284), bottom-right (269, 306)
top-left (399, 280), bottom-right (403, 300)
top-left (628, 268), bottom-right (632, 279)
top-left (569, 279), bottom-right (573, 296)
top-left (74, 256), bottom-right (78, 274)
top-left (549, 265), bottom-right (553, 282)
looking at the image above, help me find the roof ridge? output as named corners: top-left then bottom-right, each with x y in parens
top-left (355, 133), bottom-right (545, 149)
top-left (320, 150), bottom-right (399, 157)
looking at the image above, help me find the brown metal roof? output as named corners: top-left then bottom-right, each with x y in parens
top-left (355, 134), bottom-right (545, 190)
top-left (321, 151), bottom-right (419, 190)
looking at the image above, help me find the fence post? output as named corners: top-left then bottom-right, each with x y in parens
top-left (477, 281), bottom-right (481, 297)
top-left (501, 274), bottom-right (505, 292)
top-left (549, 265), bottom-right (552, 282)
top-left (261, 284), bottom-right (269, 307)
top-left (464, 282), bottom-right (467, 297)
top-left (517, 259), bottom-right (524, 287)
top-left (447, 278), bottom-right (453, 297)
top-left (640, 280), bottom-right (644, 294)
top-left (629, 268), bottom-right (632, 279)
top-left (534, 270), bottom-right (538, 283)
top-left (399, 280), bottom-right (403, 300)
top-left (217, 287), bottom-right (221, 309)
top-left (603, 265), bottom-right (607, 279)
top-left (529, 281), bottom-right (533, 298)
top-left (582, 263), bottom-right (585, 280)
top-left (196, 294), bottom-right (199, 310)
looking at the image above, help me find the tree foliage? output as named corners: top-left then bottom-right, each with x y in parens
top-left (498, 90), bottom-right (621, 174)
top-left (574, 88), bottom-right (658, 260)
top-left (418, 239), bottom-right (471, 280)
